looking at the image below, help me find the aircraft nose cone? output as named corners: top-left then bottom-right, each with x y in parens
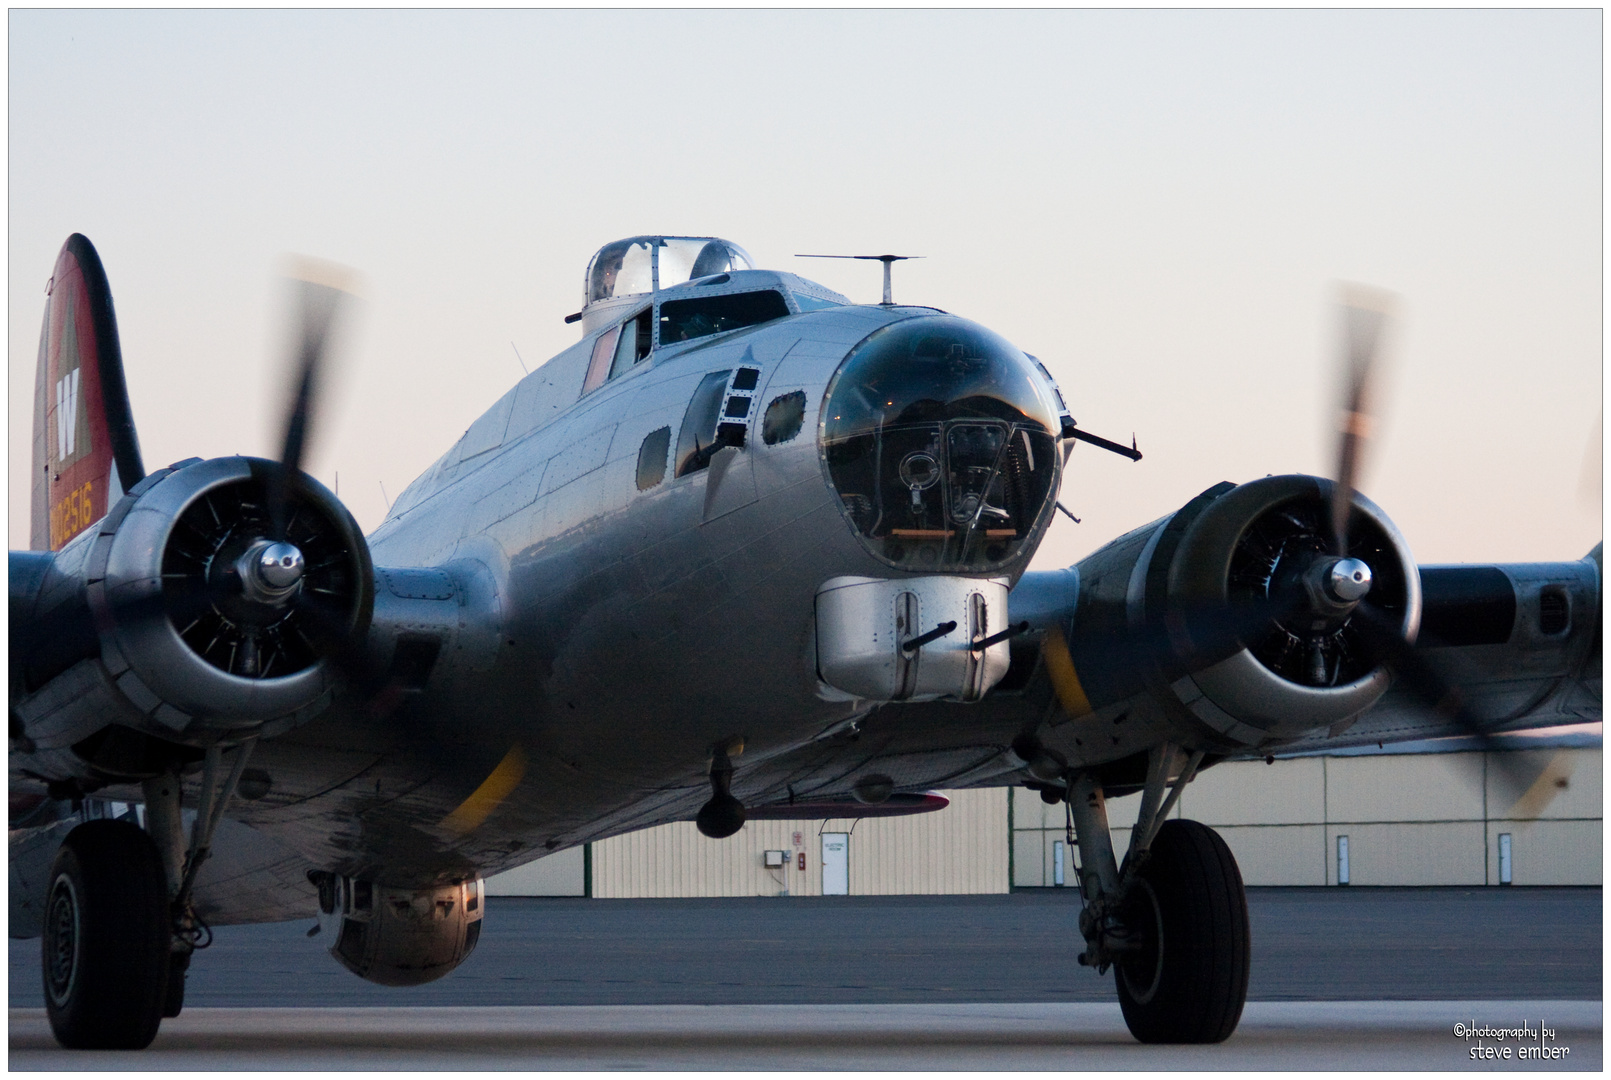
top-left (1328, 557), bottom-right (1373, 602)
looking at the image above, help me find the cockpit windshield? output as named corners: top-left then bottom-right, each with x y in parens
top-left (586, 237), bottom-right (755, 305)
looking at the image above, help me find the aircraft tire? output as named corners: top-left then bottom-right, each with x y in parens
top-left (42, 820), bottom-right (171, 1050)
top-left (1113, 818), bottom-right (1249, 1044)
top-left (163, 951), bottom-right (190, 1018)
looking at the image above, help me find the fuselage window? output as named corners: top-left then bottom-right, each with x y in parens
top-left (762, 390), bottom-right (807, 445)
top-left (659, 290), bottom-right (790, 346)
top-left (675, 370), bottom-right (733, 477)
top-left (610, 309), bottom-right (653, 379)
top-left (637, 426), bottom-right (671, 490)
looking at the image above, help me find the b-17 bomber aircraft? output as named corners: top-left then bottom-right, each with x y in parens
top-left (9, 233), bottom-right (1601, 1049)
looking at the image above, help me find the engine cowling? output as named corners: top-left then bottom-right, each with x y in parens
top-left (13, 455), bottom-right (372, 761)
top-left (1062, 474), bottom-right (1420, 749)
top-left (314, 873), bottom-right (484, 986)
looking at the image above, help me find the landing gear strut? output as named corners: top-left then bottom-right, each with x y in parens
top-left (1066, 743), bottom-right (1250, 1044)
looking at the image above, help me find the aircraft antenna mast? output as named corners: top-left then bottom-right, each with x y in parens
top-left (796, 253), bottom-right (923, 305)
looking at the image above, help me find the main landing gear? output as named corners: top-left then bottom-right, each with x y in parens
top-left (1063, 743), bottom-right (1250, 1044)
top-left (42, 820), bottom-right (171, 1049)
top-left (41, 739), bottom-right (257, 1050)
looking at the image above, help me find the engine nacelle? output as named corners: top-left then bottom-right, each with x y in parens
top-left (314, 874), bottom-right (484, 987)
top-left (1062, 474), bottom-right (1420, 748)
top-left (11, 456), bottom-right (372, 760)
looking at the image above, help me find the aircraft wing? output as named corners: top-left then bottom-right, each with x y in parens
top-left (726, 540), bottom-right (1601, 811)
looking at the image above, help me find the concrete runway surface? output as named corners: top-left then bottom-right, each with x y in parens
top-left (9, 888), bottom-right (1601, 1068)
top-left (11, 887), bottom-right (1601, 1007)
top-left (7, 1001), bottom-right (1601, 1069)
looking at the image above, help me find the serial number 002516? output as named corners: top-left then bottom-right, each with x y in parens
top-left (50, 479), bottom-right (94, 548)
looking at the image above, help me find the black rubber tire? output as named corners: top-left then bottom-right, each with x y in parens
top-left (42, 820), bottom-right (172, 1049)
top-left (1114, 818), bottom-right (1250, 1044)
top-left (162, 951), bottom-right (189, 1018)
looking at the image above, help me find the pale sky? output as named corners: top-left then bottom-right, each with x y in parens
top-left (9, 9), bottom-right (1602, 569)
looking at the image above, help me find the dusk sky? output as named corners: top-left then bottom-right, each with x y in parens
top-left (9, 9), bottom-right (1601, 567)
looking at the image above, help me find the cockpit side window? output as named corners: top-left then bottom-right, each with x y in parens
top-left (582, 326), bottom-right (621, 396)
top-left (659, 291), bottom-right (790, 346)
top-left (582, 309), bottom-right (653, 398)
top-left (610, 309), bottom-right (653, 379)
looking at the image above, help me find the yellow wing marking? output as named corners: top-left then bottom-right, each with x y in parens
top-left (440, 744), bottom-right (528, 836)
top-left (1042, 625), bottom-right (1094, 719)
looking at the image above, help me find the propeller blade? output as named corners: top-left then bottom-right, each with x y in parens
top-left (269, 261), bottom-right (355, 540)
top-left (1330, 284), bottom-right (1395, 556)
top-left (1349, 603), bottom-right (1529, 789)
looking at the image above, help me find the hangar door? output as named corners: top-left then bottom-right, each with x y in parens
top-left (821, 833), bottom-right (849, 895)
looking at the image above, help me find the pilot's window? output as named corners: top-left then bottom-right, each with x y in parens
top-left (762, 391), bottom-right (807, 445)
top-left (582, 326), bottom-right (620, 395)
top-left (675, 370), bottom-right (733, 477)
top-left (610, 309), bottom-right (653, 379)
top-left (659, 291), bottom-right (789, 345)
top-left (637, 427), bottom-right (671, 490)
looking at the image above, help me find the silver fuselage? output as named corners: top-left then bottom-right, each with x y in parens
top-left (226, 279), bottom-right (1057, 884)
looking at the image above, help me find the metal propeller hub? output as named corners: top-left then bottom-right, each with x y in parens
top-left (1327, 557), bottom-right (1373, 603)
top-left (1295, 553), bottom-right (1373, 624)
top-left (236, 540), bottom-right (306, 605)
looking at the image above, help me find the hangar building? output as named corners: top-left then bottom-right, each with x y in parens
top-left (487, 730), bottom-right (1601, 897)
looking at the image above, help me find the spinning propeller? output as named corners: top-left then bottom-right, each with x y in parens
top-left (149, 264), bottom-right (377, 687)
top-left (1265, 286), bottom-right (1509, 751)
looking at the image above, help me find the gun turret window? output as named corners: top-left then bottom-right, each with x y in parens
top-left (586, 236), bottom-right (755, 304)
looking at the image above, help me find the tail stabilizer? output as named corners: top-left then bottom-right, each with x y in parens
top-left (30, 234), bottom-right (144, 550)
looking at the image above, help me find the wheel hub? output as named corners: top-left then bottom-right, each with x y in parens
top-left (44, 876), bottom-right (80, 1007)
top-left (1114, 878), bottom-right (1164, 1004)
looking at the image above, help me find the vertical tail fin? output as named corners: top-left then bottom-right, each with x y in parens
top-left (30, 234), bottom-right (144, 551)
